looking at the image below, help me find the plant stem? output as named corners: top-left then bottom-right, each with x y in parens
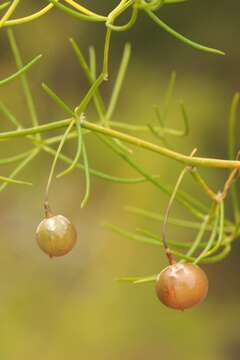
top-left (162, 150), bottom-right (196, 263)
top-left (1, 118), bottom-right (240, 170)
top-left (0, 0), bottom-right (20, 28)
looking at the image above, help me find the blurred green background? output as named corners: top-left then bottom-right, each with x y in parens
top-left (0, 1), bottom-right (240, 359)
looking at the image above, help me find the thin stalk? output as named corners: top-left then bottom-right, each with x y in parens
top-left (162, 150), bottom-right (196, 263)
top-left (194, 206), bottom-right (219, 264)
top-left (0, 54), bottom-right (42, 86)
top-left (103, 27), bottom-right (112, 80)
top-left (44, 121), bottom-right (75, 216)
top-left (106, 43), bottom-right (131, 122)
top-left (75, 73), bottom-right (105, 115)
top-left (125, 206), bottom-right (226, 232)
top-left (63, 0), bottom-right (106, 20)
top-left (4, 3), bottom-right (54, 27)
top-left (57, 115), bottom-right (83, 178)
top-left (0, 150), bottom-right (34, 165)
top-left (50, 0), bottom-right (105, 22)
top-left (190, 168), bottom-right (217, 201)
top-left (0, 2), bottom-right (10, 12)
top-left (0, 149), bottom-right (39, 192)
top-left (185, 214), bottom-right (210, 258)
top-left (1, 117), bottom-right (240, 170)
top-left (0, 175), bottom-right (32, 186)
top-left (81, 141), bottom-right (90, 208)
top-left (107, 4), bottom-right (138, 32)
top-left (104, 222), bottom-right (194, 250)
top-left (7, 29), bottom-right (41, 140)
top-left (146, 9), bottom-right (225, 56)
top-left (0, 0), bottom-right (20, 28)
top-left (89, 46), bottom-right (96, 80)
top-left (204, 201), bottom-right (224, 257)
top-left (70, 38), bottom-right (106, 122)
top-left (117, 275), bottom-right (157, 284)
top-left (228, 93), bottom-right (240, 221)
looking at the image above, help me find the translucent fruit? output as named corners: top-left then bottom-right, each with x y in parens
top-left (155, 262), bottom-right (208, 310)
top-left (36, 214), bottom-right (77, 257)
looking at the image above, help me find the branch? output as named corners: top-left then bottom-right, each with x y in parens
top-left (1, 118), bottom-right (240, 169)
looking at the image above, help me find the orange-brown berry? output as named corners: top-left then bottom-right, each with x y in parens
top-left (155, 262), bottom-right (208, 310)
top-left (36, 214), bottom-right (77, 257)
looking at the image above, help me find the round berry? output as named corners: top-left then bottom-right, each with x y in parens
top-left (155, 262), bottom-right (208, 310)
top-left (36, 214), bottom-right (77, 257)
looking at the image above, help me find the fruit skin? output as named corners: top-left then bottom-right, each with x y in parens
top-left (155, 262), bottom-right (208, 310)
top-left (36, 214), bottom-right (77, 257)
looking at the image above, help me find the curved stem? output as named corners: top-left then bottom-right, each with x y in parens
top-left (44, 120), bottom-right (75, 217)
top-left (63, 0), bottom-right (106, 20)
top-left (49, 0), bottom-right (105, 22)
top-left (194, 205), bottom-right (220, 264)
top-left (162, 150), bottom-right (196, 263)
top-left (0, 0), bottom-right (20, 28)
top-left (146, 9), bottom-right (225, 56)
top-left (3, 3), bottom-right (54, 27)
top-left (107, 4), bottom-right (138, 32)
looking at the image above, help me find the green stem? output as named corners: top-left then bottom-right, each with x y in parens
top-left (146, 9), bottom-right (225, 56)
top-left (7, 29), bottom-right (41, 140)
top-left (3, 4), bottom-right (55, 27)
top-left (0, 149), bottom-right (39, 192)
top-left (0, 0), bottom-right (20, 28)
top-left (0, 54), bottom-right (42, 86)
top-left (194, 206), bottom-right (219, 264)
top-left (228, 93), bottom-right (240, 222)
top-left (1, 117), bottom-right (240, 169)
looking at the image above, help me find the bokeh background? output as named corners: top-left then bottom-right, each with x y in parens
top-left (0, 1), bottom-right (240, 359)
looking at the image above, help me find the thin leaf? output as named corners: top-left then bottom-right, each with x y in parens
top-left (80, 141), bottom-right (90, 208)
top-left (117, 275), bottom-right (157, 284)
top-left (204, 201), bottom-right (225, 257)
top-left (70, 38), bottom-right (106, 121)
top-left (0, 175), bottom-right (32, 186)
top-left (43, 144), bottom-right (148, 184)
top-left (194, 206), bottom-right (220, 263)
top-left (0, 101), bottom-right (22, 128)
top-left (49, 0), bottom-right (105, 22)
top-left (0, 0), bottom-right (20, 28)
top-left (228, 92), bottom-right (240, 221)
top-left (186, 214), bottom-right (211, 257)
top-left (7, 29), bottom-right (40, 137)
top-left (57, 116), bottom-right (83, 178)
top-left (125, 205), bottom-right (218, 232)
top-left (146, 9), bottom-right (225, 56)
top-left (0, 54), bottom-right (42, 86)
top-left (89, 46), bottom-right (96, 79)
top-left (103, 222), bottom-right (161, 246)
top-left (0, 2), bottom-right (10, 11)
top-left (106, 43), bottom-right (131, 122)
top-left (0, 149), bottom-right (39, 192)
top-left (0, 150), bottom-right (34, 166)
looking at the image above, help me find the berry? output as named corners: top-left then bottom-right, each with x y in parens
top-left (36, 214), bottom-right (77, 257)
top-left (155, 262), bottom-right (208, 310)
